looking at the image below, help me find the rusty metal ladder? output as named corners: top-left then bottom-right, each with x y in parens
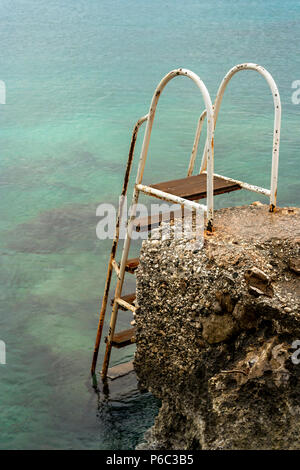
top-left (90, 114), bottom-right (147, 385)
top-left (91, 64), bottom-right (281, 384)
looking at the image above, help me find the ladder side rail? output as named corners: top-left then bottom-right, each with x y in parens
top-left (200, 63), bottom-right (281, 211)
top-left (187, 109), bottom-right (207, 176)
top-left (91, 114), bottom-right (148, 378)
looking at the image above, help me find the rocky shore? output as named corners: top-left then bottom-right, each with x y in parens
top-left (134, 204), bottom-right (300, 450)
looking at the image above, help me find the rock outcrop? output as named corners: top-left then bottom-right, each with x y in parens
top-left (134, 204), bottom-right (300, 450)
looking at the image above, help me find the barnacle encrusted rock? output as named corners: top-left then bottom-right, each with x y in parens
top-left (134, 204), bottom-right (300, 450)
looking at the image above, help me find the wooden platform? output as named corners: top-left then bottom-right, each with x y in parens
top-left (101, 364), bottom-right (139, 399)
top-left (133, 174), bottom-right (241, 231)
top-left (111, 327), bottom-right (136, 348)
top-left (133, 208), bottom-right (183, 232)
top-left (150, 173), bottom-right (241, 201)
top-left (107, 360), bottom-right (134, 380)
top-left (125, 258), bottom-right (139, 273)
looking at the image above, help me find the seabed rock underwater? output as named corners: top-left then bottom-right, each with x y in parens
top-left (134, 204), bottom-right (300, 450)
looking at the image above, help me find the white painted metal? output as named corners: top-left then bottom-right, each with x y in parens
top-left (136, 183), bottom-right (207, 212)
top-left (200, 63), bottom-right (281, 210)
top-left (188, 110), bottom-right (207, 176)
top-left (210, 173), bottom-right (271, 197)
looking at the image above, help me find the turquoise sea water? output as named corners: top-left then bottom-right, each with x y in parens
top-left (0, 0), bottom-right (299, 449)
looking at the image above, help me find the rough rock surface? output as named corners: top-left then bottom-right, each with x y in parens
top-left (134, 204), bottom-right (300, 450)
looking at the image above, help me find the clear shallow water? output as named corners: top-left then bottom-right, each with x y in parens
top-left (0, 0), bottom-right (299, 449)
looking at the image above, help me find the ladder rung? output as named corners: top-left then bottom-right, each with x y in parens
top-left (125, 258), bottom-right (139, 273)
top-left (116, 297), bottom-right (136, 312)
top-left (111, 293), bottom-right (136, 311)
top-left (133, 208), bottom-right (183, 232)
top-left (107, 360), bottom-right (134, 380)
top-left (111, 328), bottom-right (136, 348)
top-left (112, 258), bottom-right (139, 275)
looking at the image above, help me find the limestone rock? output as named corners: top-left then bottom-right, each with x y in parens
top-left (134, 205), bottom-right (300, 450)
top-left (202, 314), bottom-right (236, 344)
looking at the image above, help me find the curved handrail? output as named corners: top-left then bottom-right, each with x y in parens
top-left (200, 63), bottom-right (281, 210)
top-left (136, 68), bottom-right (215, 227)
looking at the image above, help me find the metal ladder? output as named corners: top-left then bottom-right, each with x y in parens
top-left (91, 64), bottom-right (281, 383)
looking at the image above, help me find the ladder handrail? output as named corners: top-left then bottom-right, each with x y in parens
top-left (200, 63), bottom-right (281, 211)
top-left (136, 68), bottom-right (215, 229)
top-left (91, 113), bottom-right (148, 380)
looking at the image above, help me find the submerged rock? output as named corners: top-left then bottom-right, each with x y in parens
top-left (134, 204), bottom-right (300, 450)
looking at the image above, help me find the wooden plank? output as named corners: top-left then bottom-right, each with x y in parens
top-left (107, 360), bottom-right (134, 380)
top-left (133, 208), bottom-right (184, 232)
top-left (102, 368), bottom-right (138, 398)
top-left (119, 293), bottom-right (136, 304)
top-left (150, 174), bottom-right (241, 201)
top-left (111, 327), bottom-right (136, 348)
top-left (125, 258), bottom-right (139, 273)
